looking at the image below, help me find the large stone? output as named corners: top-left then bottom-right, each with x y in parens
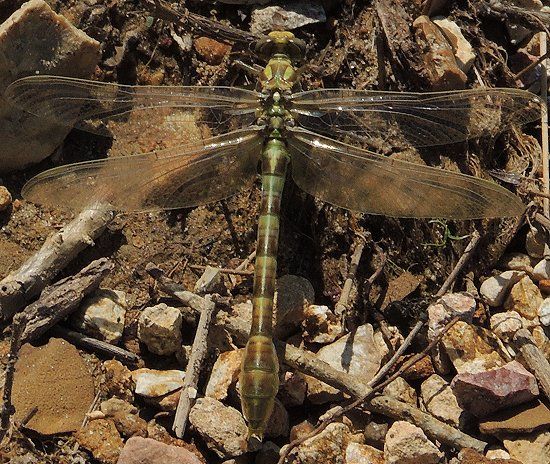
top-left (138, 303), bottom-right (183, 356)
top-left (189, 397), bottom-right (255, 458)
top-left (0, 0), bottom-right (100, 171)
top-left (504, 275), bottom-right (543, 320)
top-left (480, 271), bottom-right (525, 307)
top-left (345, 442), bottom-right (384, 464)
top-left (12, 338), bottom-right (95, 435)
top-left (479, 400), bottom-right (550, 435)
top-left (117, 437), bottom-right (203, 464)
top-left (413, 15), bottom-right (467, 90)
top-left (71, 289), bottom-right (127, 344)
top-left (451, 361), bottom-right (539, 418)
top-left (432, 18), bottom-right (476, 72)
top-left (250, 2), bottom-right (326, 34)
top-left (292, 423), bottom-right (351, 464)
top-left (420, 374), bottom-right (466, 428)
top-left (503, 430), bottom-right (550, 464)
top-left (205, 349), bottom-right (242, 401)
top-left (132, 368), bottom-right (184, 398)
top-left (74, 419), bottom-right (123, 464)
top-left (384, 421), bottom-right (443, 464)
top-left (442, 321), bottom-right (505, 374)
top-left (490, 311), bottom-right (523, 342)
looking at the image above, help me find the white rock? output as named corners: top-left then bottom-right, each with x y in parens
top-left (428, 292), bottom-right (476, 339)
top-left (490, 310), bottom-right (523, 342)
top-left (384, 421), bottom-right (443, 464)
top-left (0, 0), bottom-right (100, 171)
top-left (194, 266), bottom-right (223, 294)
top-left (432, 18), bottom-right (475, 72)
top-left (485, 446), bottom-right (511, 460)
top-left (71, 289), bottom-right (126, 344)
top-left (317, 323), bottom-right (386, 379)
top-left (250, 2), bottom-right (326, 34)
top-left (345, 442), bottom-right (384, 464)
top-left (205, 349), bottom-right (242, 401)
top-left (533, 259), bottom-right (550, 281)
top-left (132, 368), bottom-right (184, 397)
top-left (420, 374), bottom-right (466, 428)
top-left (480, 271), bottom-right (525, 307)
top-left (302, 304), bottom-right (343, 344)
top-left (383, 377), bottom-right (417, 406)
top-left (189, 397), bottom-right (256, 458)
top-left (138, 303), bottom-right (182, 355)
top-left (538, 298), bottom-right (550, 326)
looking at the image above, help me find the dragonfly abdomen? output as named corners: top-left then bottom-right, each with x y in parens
top-left (240, 137), bottom-right (289, 439)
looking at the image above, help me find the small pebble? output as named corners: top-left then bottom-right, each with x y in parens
top-left (193, 37), bottom-right (231, 65)
top-left (539, 279), bottom-right (550, 294)
top-left (0, 186), bottom-right (12, 211)
top-left (538, 298), bottom-right (550, 326)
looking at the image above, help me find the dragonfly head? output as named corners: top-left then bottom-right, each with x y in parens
top-left (254, 31), bottom-right (306, 63)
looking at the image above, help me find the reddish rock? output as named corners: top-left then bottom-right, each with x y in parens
top-left (117, 437), bottom-right (203, 464)
top-left (451, 361), bottom-right (539, 418)
top-left (75, 419), bottom-right (123, 464)
top-left (193, 37), bottom-right (231, 65)
top-left (103, 359), bottom-right (135, 402)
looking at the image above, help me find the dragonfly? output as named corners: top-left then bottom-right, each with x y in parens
top-left (5, 31), bottom-right (542, 440)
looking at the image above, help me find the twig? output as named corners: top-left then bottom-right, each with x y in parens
top-left (528, 189), bottom-right (550, 199)
top-left (513, 50), bottom-right (549, 80)
top-left (534, 211), bottom-right (550, 232)
top-left (81, 389), bottom-right (101, 428)
top-left (0, 313), bottom-right (27, 442)
top-left (435, 231), bottom-right (481, 297)
top-left (277, 317), bottom-right (459, 463)
top-left (173, 287), bottom-right (217, 437)
top-left (512, 328), bottom-right (550, 401)
top-left (189, 264), bottom-right (253, 276)
top-left (50, 326), bottom-right (140, 364)
top-left (335, 235), bottom-right (366, 316)
top-left (147, 267), bottom-right (486, 454)
top-left (19, 258), bottom-right (114, 344)
top-left (0, 207), bottom-right (114, 320)
top-left (541, 32), bottom-right (549, 217)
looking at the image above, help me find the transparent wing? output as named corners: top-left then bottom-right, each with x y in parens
top-left (290, 88), bottom-right (542, 148)
top-left (5, 76), bottom-right (260, 149)
top-left (22, 129), bottom-right (263, 212)
top-left (287, 128), bottom-right (525, 219)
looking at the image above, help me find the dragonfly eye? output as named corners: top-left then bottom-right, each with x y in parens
top-left (254, 33), bottom-right (306, 62)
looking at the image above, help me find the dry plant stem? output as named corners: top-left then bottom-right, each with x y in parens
top-left (173, 293), bottom-right (217, 438)
top-left (541, 33), bottom-right (549, 217)
top-left (0, 313), bottom-right (27, 443)
top-left (50, 326), bottom-right (140, 364)
top-left (335, 235), bottom-right (366, 316)
top-left (147, 267), bottom-right (486, 454)
top-left (514, 50), bottom-right (549, 80)
top-left (189, 264), bottom-right (253, 276)
top-left (0, 207), bottom-right (114, 320)
top-left (535, 212), bottom-right (550, 232)
top-left (435, 231), bottom-right (481, 297)
top-left (513, 328), bottom-right (550, 401)
top-left (277, 316), bottom-right (472, 464)
top-left (19, 258), bottom-right (114, 344)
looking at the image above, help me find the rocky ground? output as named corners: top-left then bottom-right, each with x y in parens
top-left (0, 0), bottom-right (550, 463)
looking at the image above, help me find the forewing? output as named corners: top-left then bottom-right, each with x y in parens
top-left (287, 128), bottom-right (525, 219)
top-left (22, 129), bottom-right (263, 212)
top-left (290, 88), bottom-right (541, 148)
top-left (5, 76), bottom-right (260, 150)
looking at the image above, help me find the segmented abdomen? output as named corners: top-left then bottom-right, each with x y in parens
top-left (240, 138), bottom-right (288, 439)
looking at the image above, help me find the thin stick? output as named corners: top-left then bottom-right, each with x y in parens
top-left (514, 50), bottom-right (549, 80)
top-left (513, 328), bottom-right (550, 401)
top-left (335, 235), bottom-right (366, 316)
top-left (189, 264), bottom-right (253, 276)
top-left (173, 293), bottom-right (217, 437)
top-left (148, 267), bottom-right (486, 454)
top-left (528, 189), bottom-right (550, 199)
top-left (0, 314), bottom-right (27, 442)
top-left (435, 231), bottom-right (481, 297)
top-left (50, 326), bottom-right (140, 364)
top-left (541, 32), bottom-right (549, 217)
top-left (0, 207), bottom-right (114, 320)
top-left (277, 316), bottom-right (473, 464)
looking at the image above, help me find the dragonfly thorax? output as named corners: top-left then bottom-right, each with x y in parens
top-left (259, 54), bottom-right (299, 92)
